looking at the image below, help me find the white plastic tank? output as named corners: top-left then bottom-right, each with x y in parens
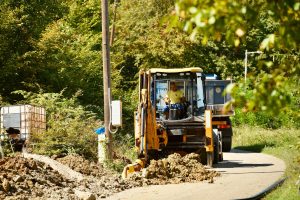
top-left (0, 105), bottom-right (46, 140)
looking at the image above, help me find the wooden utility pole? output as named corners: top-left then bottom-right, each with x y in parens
top-left (110, 0), bottom-right (118, 46)
top-left (101, 0), bottom-right (113, 161)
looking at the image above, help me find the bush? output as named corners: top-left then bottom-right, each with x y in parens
top-left (16, 91), bottom-right (100, 159)
top-left (232, 107), bottom-right (299, 129)
top-left (231, 77), bottom-right (299, 129)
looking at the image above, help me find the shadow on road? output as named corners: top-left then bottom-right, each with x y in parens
top-left (217, 170), bottom-right (284, 175)
top-left (214, 160), bottom-right (274, 168)
top-left (233, 143), bottom-right (275, 153)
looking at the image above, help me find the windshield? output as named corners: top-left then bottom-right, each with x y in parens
top-left (153, 72), bottom-right (204, 120)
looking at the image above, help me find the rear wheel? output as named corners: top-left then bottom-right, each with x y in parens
top-left (221, 118), bottom-right (233, 152)
top-left (222, 135), bottom-right (232, 152)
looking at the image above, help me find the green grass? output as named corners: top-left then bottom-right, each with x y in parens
top-left (233, 126), bottom-right (300, 200)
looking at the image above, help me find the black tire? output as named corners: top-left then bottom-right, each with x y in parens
top-left (222, 135), bottom-right (232, 152)
top-left (221, 117), bottom-right (233, 152)
top-left (213, 131), bottom-right (219, 164)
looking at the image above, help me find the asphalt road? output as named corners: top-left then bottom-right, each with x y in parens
top-left (107, 149), bottom-right (286, 200)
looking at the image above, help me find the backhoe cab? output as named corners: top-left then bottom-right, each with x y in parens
top-left (134, 68), bottom-right (225, 167)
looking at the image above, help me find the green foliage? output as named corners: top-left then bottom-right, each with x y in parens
top-left (104, 159), bottom-right (127, 173)
top-left (0, 0), bottom-right (67, 102)
top-left (113, 0), bottom-right (186, 69)
top-left (25, 0), bottom-right (103, 111)
top-left (231, 76), bottom-right (299, 129)
top-left (0, 139), bottom-right (15, 156)
top-left (111, 0), bottom-right (248, 135)
top-left (111, 0), bottom-right (181, 135)
top-left (232, 108), bottom-right (299, 129)
top-left (105, 136), bottom-right (137, 172)
top-left (230, 76), bottom-right (300, 128)
top-left (15, 90), bottom-right (100, 159)
top-left (173, 0), bottom-right (300, 114)
top-left (112, 133), bottom-right (137, 161)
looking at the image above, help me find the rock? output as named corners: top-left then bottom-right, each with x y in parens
top-left (2, 178), bottom-right (10, 192)
top-left (100, 183), bottom-right (105, 187)
top-left (23, 168), bottom-right (29, 174)
top-left (61, 181), bottom-right (67, 187)
top-left (28, 160), bottom-right (37, 170)
top-left (74, 189), bottom-right (96, 200)
top-left (36, 190), bottom-right (44, 197)
top-left (43, 164), bottom-right (51, 170)
top-left (51, 154), bottom-right (58, 160)
top-left (26, 180), bottom-right (34, 188)
top-left (13, 175), bottom-right (23, 182)
top-left (63, 187), bottom-right (74, 194)
top-left (141, 168), bottom-right (149, 178)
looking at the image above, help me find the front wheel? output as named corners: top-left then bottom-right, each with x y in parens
top-left (213, 129), bottom-right (222, 164)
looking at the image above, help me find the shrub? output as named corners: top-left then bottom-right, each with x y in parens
top-left (15, 91), bottom-right (100, 159)
top-left (232, 107), bottom-right (299, 129)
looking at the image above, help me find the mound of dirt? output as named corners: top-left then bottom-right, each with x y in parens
top-left (130, 153), bottom-right (220, 185)
top-left (0, 155), bottom-right (77, 199)
top-left (0, 153), bottom-right (220, 199)
top-left (0, 155), bottom-right (136, 199)
top-left (55, 154), bottom-right (139, 197)
top-left (56, 154), bottom-right (112, 177)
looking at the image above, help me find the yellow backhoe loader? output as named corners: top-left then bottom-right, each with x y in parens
top-left (123, 68), bottom-right (233, 178)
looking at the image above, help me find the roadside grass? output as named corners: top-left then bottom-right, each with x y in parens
top-left (233, 126), bottom-right (300, 200)
top-left (104, 134), bottom-right (137, 173)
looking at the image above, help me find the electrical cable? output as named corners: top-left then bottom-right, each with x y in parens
top-left (108, 88), bottom-right (119, 134)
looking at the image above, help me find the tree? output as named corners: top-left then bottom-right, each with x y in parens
top-left (0, 0), bottom-right (67, 102)
top-left (172, 0), bottom-right (300, 113)
top-left (22, 0), bottom-right (104, 113)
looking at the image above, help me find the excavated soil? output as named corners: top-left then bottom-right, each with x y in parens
top-left (129, 153), bottom-right (220, 185)
top-left (56, 154), bottom-right (113, 177)
top-left (0, 155), bottom-right (136, 199)
top-left (0, 153), bottom-right (219, 199)
top-left (0, 155), bottom-right (77, 199)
